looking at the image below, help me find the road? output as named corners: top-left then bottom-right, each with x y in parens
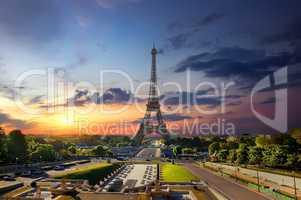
top-left (184, 163), bottom-right (269, 200)
top-left (135, 148), bottom-right (161, 159)
top-left (206, 162), bottom-right (301, 190)
top-left (47, 159), bottom-right (103, 177)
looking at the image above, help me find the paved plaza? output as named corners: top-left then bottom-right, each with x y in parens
top-left (104, 164), bottom-right (157, 191)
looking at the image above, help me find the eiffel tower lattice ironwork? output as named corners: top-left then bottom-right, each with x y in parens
top-left (133, 45), bottom-right (169, 145)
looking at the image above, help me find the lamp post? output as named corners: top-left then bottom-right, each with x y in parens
top-left (256, 164), bottom-right (260, 192)
top-left (293, 153), bottom-right (298, 200)
top-left (235, 166), bottom-right (239, 182)
top-left (293, 171), bottom-right (297, 200)
top-left (15, 157), bottom-right (19, 172)
top-left (219, 166), bottom-right (223, 177)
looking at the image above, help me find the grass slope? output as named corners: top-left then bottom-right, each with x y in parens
top-left (53, 163), bottom-right (121, 185)
top-left (161, 163), bottom-right (198, 183)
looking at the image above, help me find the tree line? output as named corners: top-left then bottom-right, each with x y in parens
top-left (208, 128), bottom-right (301, 169)
top-left (0, 128), bottom-right (126, 164)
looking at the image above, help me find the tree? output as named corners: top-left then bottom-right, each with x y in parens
top-left (226, 141), bottom-right (239, 150)
top-left (172, 146), bottom-right (182, 157)
top-left (27, 136), bottom-right (41, 155)
top-left (262, 145), bottom-right (288, 167)
top-left (289, 128), bottom-right (301, 144)
top-left (248, 146), bottom-right (263, 165)
top-left (236, 143), bottom-right (249, 164)
top-left (6, 130), bottom-right (27, 162)
top-left (182, 148), bottom-right (194, 155)
top-left (105, 149), bottom-right (113, 157)
top-left (0, 127), bottom-right (7, 162)
top-left (228, 149), bottom-right (237, 163)
top-left (30, 144), bottom-right (56, 162)
top-left (239, 136), bottom-right (255, 146)
top-left (226, 136), bottom-right (239, 143)
top-left (217, 149), bottom-right (228, 162)
top-left (58, 149), bottom-right (70, 159)
top-left (271, 134), bottom-right (299, 153)
top-left (93, 145), bottom-right (106, 157)
top-left (68, 145), bottom-right (77, 155)
top-left (255, 135), bottom-right (271, 147)
top-left (208, 142), bottom-right (220, 155)
top-left (285, 154), bottom-right (299, 168)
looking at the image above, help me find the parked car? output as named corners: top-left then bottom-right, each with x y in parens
top-left (2, 175), bottom-right (16, 181)
top-left (116, 157), bottom-right (128, 161)
top-left (41, 165), bottom-right (53, 170)
top-left (20, 171), bottom-right (31, 177)
top-left (31, 169), bottom-right (43, 175)
top-left (54, 165), bottom-right (65, 171)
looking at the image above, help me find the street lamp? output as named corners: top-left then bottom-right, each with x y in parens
top-left (235, 166), bottom-right (239, 182)
top-left (15, 157), bottom-right (19, 172)
top-left (293, 153), bottom-right (298, 200)
top-left (256, 164), bottom-right (260, 192)
top-left (293, 170), bottom-right (297, 200)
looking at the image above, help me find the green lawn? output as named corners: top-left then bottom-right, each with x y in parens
top-left (161, 163), bottom-right (199, 183)
top-left (53, 162), bottom-right (121, 185)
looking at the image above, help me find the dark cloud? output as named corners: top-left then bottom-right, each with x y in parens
top-left (0, 111), bottom-right (33, 129)
top-left (160, 90), bottom-right (241, 108)
top-left (67, 89), bottom-right (91, 107)
top-left (260, 97), bottom-right (276, 105)
top-left (0, 0), bottom-right (62, 44)
top-left (66, 88), bottom-right (134, 106)
top-left (163, 114), bottom-right (192, 121)
top-left (97, 88), bottom-right (133, 104)
top-left (174, 47), bottom-right (301, 83)
top-left (168, 33), bottom-right (190, 50)
top-left (28, 95), bottom-right (45, 105)
top-left (250, 64), bottom-right (301, 93)
top-left (0, 84), bottom-right (16, 100)
top-left (227, 101), bottom-right (242, 107)
top-left (134, 114), bottom-right (192, 123)
top-left (40, 88), bottom-right (135, 108)
top-left (196, 13), bottom-right (225, 27)
top-left (0, 83), bottom-right (31, 101)
top-left (167, 13), bottom-right (225, 50)
top-left (261, 17), bottom-right (301, 46)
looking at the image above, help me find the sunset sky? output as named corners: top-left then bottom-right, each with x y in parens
top-left (0, 0), bottom-right (300, 136)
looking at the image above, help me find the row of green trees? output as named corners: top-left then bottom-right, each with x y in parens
top-left (0, 128), bottom-right (114, 164)
top-left (208, 128), bottom-right (301, 169)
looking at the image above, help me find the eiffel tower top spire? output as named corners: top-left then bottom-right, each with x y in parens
top-left (151, 42), bottom-right (157, 55)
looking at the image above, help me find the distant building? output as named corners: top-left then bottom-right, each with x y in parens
top-left (76, 144), bottom-right (96, 149)
top-left (111, 146), bottom-right (139, 157)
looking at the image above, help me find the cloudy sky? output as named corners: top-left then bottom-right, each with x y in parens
top-left (0, 0), bottom-right (300, 136)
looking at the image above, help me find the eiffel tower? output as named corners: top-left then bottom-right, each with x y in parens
top-left (133, 44), bottom-right (169, 145)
